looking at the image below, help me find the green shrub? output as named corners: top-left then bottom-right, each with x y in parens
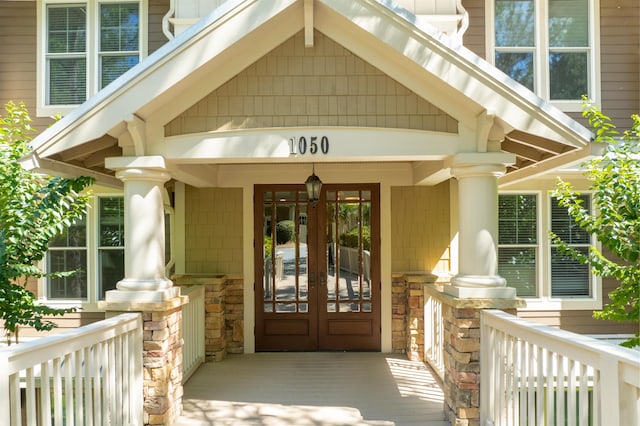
top-left (339, 226), bottom-right (370, 250)
top-left (276, 220), bottom-right (295, 244)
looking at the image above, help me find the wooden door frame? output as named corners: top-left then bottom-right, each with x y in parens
top-left (254, 183), bottom-right (381, 351)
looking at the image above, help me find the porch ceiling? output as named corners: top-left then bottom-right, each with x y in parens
top-left (27, 0), bottom-right (593, 187)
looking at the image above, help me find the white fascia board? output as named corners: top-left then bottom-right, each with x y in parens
top-left (163, 127), bottom-right (460, 163)
top-left (318, 0), bottom-right (592, 149)
top-left (31, 0), bottom-right (298, 159)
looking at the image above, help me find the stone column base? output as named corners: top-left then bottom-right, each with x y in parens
top-left (102, 296), bottom-right (188, 426)
top-left (426, 286), bottom-right (525, 426)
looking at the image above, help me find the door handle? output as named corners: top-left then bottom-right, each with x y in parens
top-left (309, 272), bottom-right (315, 288)
top-left (319, 272), bottom-right (326, 287)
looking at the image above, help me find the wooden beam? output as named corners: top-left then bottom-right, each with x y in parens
top-left (501, 139), bottom-right (548, 163)
top-left (506, 130), bottom-right (568, 154)
top-left (83, 146), bottom-right (122, 169)
top-left (57, 136), bottom-right (116, 162)
top-left (304, 0), bottom-right (314, 47)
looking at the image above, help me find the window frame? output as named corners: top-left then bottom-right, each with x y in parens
top-left (41, 191), bottom-right (175, 311)
top-left (498, 190), bottom-right (602, 311)
top-left (37, 0), bottom-right (148, 117)
top-left (498, 192), bottom-right (541, 298)
top-left (486, 0), bottom-right (601, 112)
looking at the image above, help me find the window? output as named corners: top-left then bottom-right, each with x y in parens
top-left (550, 194), bottom-right (592, 297)
top-left (39, 0), bottom-right (147, 116)
top-left (44, 193), bottom-right (174, 307)
top-left (47, 215), bottom-right (88, 299)
top-left (489, 0), bottom-right (599, 111)
top-left (98, 196), bottom-right (125, 299)
top-left (498, 192), bottom-right (598, 309)
top-left (498, 194), bottom-right (538, 297)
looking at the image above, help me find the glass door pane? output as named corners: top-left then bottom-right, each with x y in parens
top-left (325, 190), bottom-right (372, 313)
top-left (262, 190), bottom-right (309, 313)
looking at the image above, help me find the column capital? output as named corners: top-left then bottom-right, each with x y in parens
top-left (105, 155), bottom-right (168, 171)
top-left (115, 167), bottom-right (171, 184)
top-left (451, 152), bottom-right (515, 179)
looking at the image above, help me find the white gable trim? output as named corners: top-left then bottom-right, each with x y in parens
top-left (30, 0), bottom-right (592, 166)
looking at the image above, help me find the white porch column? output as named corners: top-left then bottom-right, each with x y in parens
top-left (447, 153), bottom-right (516, 299)
top-left (104, 156), bottom-right (179, 302)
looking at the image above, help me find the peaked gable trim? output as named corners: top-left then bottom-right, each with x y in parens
top-left (30, 0), bottom-right (592, 171)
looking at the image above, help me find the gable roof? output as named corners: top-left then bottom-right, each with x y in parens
top-left (29, 0), bottom-right (593, 186)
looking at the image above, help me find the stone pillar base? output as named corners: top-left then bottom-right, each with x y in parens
top-left (102, 296), bottom-right (188, 426)
top-left (426, 287), bottom-right (525, 426)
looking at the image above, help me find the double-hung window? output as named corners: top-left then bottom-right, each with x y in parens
top-left (498, 194), bottom-right (538, 297)
top-left (97, 196), bottom-right (125, 299)
top-left (489, 0), bottom-right (599, 111)
top-left (45, 193), bottom-right (174, 307)
top-left (45, 195), bottom-right (125, 303)
top-left (47, 215), bottom-right (88, 299)
top-left (39, 0), bottom-right (147, 116)
top-left (550, 194), bottom-right (592, 297)
top-left (498, 192), bottom-right (598, 308)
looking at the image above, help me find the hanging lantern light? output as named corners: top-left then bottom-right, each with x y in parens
top-left (305, 165), bottom-right (322, 206)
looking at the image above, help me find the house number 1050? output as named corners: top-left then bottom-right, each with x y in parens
top-left (289, 136), bottom-right (329, 155)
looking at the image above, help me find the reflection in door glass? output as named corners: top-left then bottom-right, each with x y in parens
top-left (262, 191), bottom-right (308, 313)
top-left (325, 190), bottom-right (372, 313)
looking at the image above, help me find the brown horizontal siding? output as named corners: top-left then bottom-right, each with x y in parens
top-left (1, 312), bottom-right (106, 340)
top-left (462, 0), bottom-right (486, 58)
top-left (599, 0), bottom-right (640, 124)
top-left (0, 1), bottom-right (53, 132)
top-left (518, 274), bottom-right (639, 336)
top-left (148, 0), bottom-right (170, 54)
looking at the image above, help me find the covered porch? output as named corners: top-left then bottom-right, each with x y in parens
top-left (176, 352), bottom-right (448, 426)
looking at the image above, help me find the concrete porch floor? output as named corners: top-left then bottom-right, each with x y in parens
top-left (175, 352), bottom-right (449, 426)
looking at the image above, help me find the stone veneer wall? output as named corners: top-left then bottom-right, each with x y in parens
top-left (174, 275), bottom-right (244, 362)
top-left (425, 285), bottom-right (524, 426)
top-left (391, 273), bottom-right (439, 360)
top-left (104, 296), bottom-right (188, 426)
top-left (142, 306), bottom-right (184, 425)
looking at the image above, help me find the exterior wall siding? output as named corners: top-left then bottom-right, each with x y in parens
top-left (184, 186), bottom-right (243, 274)
top-left (148, 0), bottom-right (170, 54)
top-left (462, 0), bottom-right (486, 58)
top-left (0, 1), bottom-right (52, 132)
top-left (518, 274), bottom-right (640, 336)
top-left (165, 31), bottom-right (458, 135)
top-left (2, 312), bottom-right (106, 340)
top-left (390, 182), bottom-right (451, 273)
top-left (599, 0), bottom-right (640, 124)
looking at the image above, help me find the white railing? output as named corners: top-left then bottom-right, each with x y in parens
top-left (424, 287), bottom-right (445, 380)
top-left (0, 313), bottom-right (143, 426)
top-left (481, 310), bottom-right (640, 426)
top-left (181, 285), bottom-right (205, 383)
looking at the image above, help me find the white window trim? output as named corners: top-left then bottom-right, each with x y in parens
top-left (499, 190), bottom-right (602, 311)
top-left (40, 190), bottom-right (175, 311)
top-left (36, 0), bottom-right (148, 118)
top-left (485, 0), bottom-right (601, 112)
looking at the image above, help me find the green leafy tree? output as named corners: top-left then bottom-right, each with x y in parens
top-left (0, 101), bottom-right (94, 345)
top-left (551, 98), bottom-right (640, 348)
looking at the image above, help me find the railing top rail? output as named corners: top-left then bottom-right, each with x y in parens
top-left (0, 312), bottom-right (141, 374)
top-left (481, 309), bottom-right (640, 367)
top-left (181, 284), bottom-right (205, 298)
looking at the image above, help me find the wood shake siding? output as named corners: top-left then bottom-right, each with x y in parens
top-left (0, 1), bottom-right (52, 131)
top-left (391, 183), bottom-right (451, 273)
top-left (185, 187), bottom-right (243, 274)
top-left (599, 0), bottom-right (640, 124)
top-left (165, 31), bottom-right (458, 135)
